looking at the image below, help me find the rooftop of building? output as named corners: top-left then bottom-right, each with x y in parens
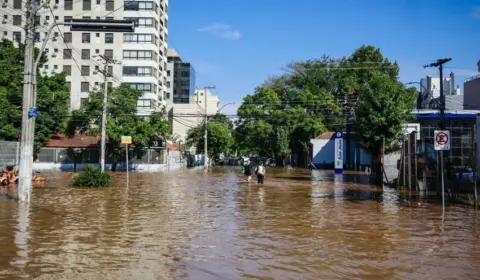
top-left (465, 74), bottom-right (480, 83)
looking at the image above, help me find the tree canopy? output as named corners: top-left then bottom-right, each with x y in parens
top-left (65, 84), bottom-right (170, 170)
top-left (185, 116), bottom-right (233, 162)
top-left (0, 39), bottom-right (69, 154)
top-left (234, 44), bottom-right (416, 171)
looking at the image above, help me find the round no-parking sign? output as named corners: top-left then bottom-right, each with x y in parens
top-left (434, 130), bottom-right (450, 151)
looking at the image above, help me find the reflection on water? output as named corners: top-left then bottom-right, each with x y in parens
top-left (0, 167), bottom-right (479, 279)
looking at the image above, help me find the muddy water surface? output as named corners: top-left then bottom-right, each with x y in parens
top-left (0, 167), bottom-right (479, 280)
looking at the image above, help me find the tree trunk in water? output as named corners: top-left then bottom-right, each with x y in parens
top-left (73, 160), bottom-right (77, 173)
top-left (370, 144), bottom-right (384, 186)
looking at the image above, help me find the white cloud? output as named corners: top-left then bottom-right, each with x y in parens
top-left (473, 6), bottom-right (480, 19)
top-left (197, 23), bottom-right (241, 40)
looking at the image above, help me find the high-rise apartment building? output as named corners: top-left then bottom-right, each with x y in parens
top-left (165, 48), bottom-right (195, 104)
top-left (1, 0), bottom-right (168, 116)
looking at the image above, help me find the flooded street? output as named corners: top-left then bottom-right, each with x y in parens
top-left (1, 167), bottom-right (480, 280)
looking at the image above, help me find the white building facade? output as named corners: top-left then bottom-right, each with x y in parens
top-left (1, 0), bottom-right (168, 115)
top-left (167, 89), bottom-right (220, 144)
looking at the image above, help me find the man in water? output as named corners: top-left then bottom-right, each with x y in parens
top-left (255, 162), bottom-right (266, 185)
top-left (244, 163), bottom-right (253, 182)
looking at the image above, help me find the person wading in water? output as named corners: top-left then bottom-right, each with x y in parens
top-left (243, 162), bottom-right (253, 182)
top-left (255, 162), bottom-right (266, 185)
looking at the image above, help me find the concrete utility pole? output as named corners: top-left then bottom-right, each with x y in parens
top-left (96, 54), bottom-right (120, 172)
top-left (18, 0), bottom-right (37, 202)
top-left (202, 85), bottom-right (216, 170)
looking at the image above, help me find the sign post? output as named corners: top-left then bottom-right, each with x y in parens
top-left (434, 130), bottom-right (450, 215)
top-left (121, 136), bottom-right (132, 183)
top-left (334, 131), bottom-right (343, 174)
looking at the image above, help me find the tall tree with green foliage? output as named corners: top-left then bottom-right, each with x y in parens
top-left (0, 39), bottom-right (69, 155)
top-left (185, 121), bottom-right (232, 163)
top-left (65, 84), bottom-right (170, 171)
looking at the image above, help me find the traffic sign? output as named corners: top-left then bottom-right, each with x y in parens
top-left (121, 136), bottom-right (132, 144)
top-left (434, 130), bottom-right (450, 151)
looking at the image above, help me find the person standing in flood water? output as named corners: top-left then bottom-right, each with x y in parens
top-left (255, 162), bottom-right (266, 185)
top-left (244, 163), bottom-right (253, 182)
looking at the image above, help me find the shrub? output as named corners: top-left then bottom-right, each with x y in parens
top-left (73, 165), bottom-right (112, 188)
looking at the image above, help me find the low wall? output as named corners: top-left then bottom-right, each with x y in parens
top-left (32, 162), bottom-right (183, 172)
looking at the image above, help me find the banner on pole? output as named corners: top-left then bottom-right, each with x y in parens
top-left (334, 131), bottom-right (343, 174)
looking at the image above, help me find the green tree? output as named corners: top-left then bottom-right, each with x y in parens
top-left (65, 84), bottom-right (170, 171)
top-left (185, 121), bottom-right (232, 163)
top-left (0, 39), bottom-right (69, 154)
top-left (353, 72), bottom-right (416, 185)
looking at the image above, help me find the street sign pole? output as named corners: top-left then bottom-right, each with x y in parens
top-left (434, 130), bottom-right (450, 216)
top-left (121, 136), bottom-right (132, 184)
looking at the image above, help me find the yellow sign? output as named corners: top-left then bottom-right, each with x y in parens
top-left (121, 136), bottom-right (132, 144)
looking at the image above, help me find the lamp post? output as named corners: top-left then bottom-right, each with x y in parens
top-left (218, 102), bottom-right (236, 113)
top-left (200, 85), bottom-right (216, 170)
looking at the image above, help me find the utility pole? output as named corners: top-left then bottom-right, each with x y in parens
top-left (423, 58), bottom-right (452, 129)
top-left (18, 0), bottom-right (37, 202)
top-left (202, 85), bottom-right (216, 170)
top-left (424, 58), bottom-right (451, 210)
top-left (96, 54), bottom-right (120, 172)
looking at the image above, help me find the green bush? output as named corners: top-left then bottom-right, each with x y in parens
top-left (73, 165), bottom-right (112, 188)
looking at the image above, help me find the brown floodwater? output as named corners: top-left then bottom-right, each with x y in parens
top-left (0, 167), bottom-right (479, 280)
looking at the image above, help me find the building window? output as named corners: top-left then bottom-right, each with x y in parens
top-left (107, 82), bottom-right (113, 88)
top-left (104, 49), bottom-right (113, 59)
top-left (124, 1), bottom-right (154, 11)
top-left (34, 32), bottom-right (40, 42)
top-left (82, 33), bottom-right (90, 43)
top-left (96, 33), bottom-right (100, 38)
top-left (125, 17), bottom-right (154, 27)
top-left (166, 70), bottom-right (170, 77)
top-left (125, 83), bottom-right (152, 92)
top-left (64, 32), bottom-right (72, 43)
top-left (105, 33), bottom-right (113, 44)
top-left (166, 81), bottom-right (170, 88)
top-left (63, 65), bottom-right (72, 76)
top-left (54, 65), bottom-right (58, 70)
top-left (123, 66), bottom-right (152, 76)
top-left (123, 33), bottom-right (154, 43)
top-left (123, 50), bottom-right (153, 60)
top-left (105, 0), bottom-right (114, 10)
top-left (80, 98), bottom-right (88, 108)
top-left (81, 82), bottom-right (90, 92)
top-left (13, 0), bottom-right (21, 9)
top-left (66, 82), bottom-right (71, 90)
top-left (181, 71), bottom-right (189, 77)
top-left (64, 0), bottom-right (72, 10)
top-left (81, 65), bottom-right (90, 76)
top-left (64, 16), bottom-right (72, 22)
top-left (81, 49), bottom-right (90, 59)
top-left (137, 99), bottom-right (152, 109)
top-left (12, 32), bottom-right (21, 43)
top-left (82, 0), bottom-right (90, 10)
top-left (13, 15), bottom-right (21, 26)
top-left (108, 66), bottom-right (113, 75)
top-left (63, 49), bottom-right (72, 59)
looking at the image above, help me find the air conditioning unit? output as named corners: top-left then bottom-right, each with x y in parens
top-left (52, 53), bottom-right (57, 58)
top-left (2, 19), bottom-right (7, 24)
top-left (93, 70), bottom-right (98, 74)
top-left (2, 2), bottom-right (7, 8)
top-left (52, 37), bottom-right (57, 42)
top-left (44, 20), bottom-right (49, 25)
top-left (53, 4), bottom-right (58, 8)
top-left (42, 69), bottom-right (48, 74)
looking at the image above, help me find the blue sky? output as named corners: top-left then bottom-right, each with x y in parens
top-left (168, 0), bottom-right (480, 115)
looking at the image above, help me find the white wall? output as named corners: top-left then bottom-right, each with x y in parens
top-left (311, 138), bottom-right (371, 167)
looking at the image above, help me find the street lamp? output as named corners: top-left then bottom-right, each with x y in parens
top-left (218, 102), bottom-right (236, 113)
top-left (199, 85), bottom-right (216, 170)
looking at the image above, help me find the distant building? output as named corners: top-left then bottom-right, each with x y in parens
top-left (419, 72), bottom-right (462, 110)
top-left (464, 61), bottom-right (480, 110)
top-left (167, 89), bottom-right (220, 146)
top-left (166, 49), bottom-right (195, 104)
